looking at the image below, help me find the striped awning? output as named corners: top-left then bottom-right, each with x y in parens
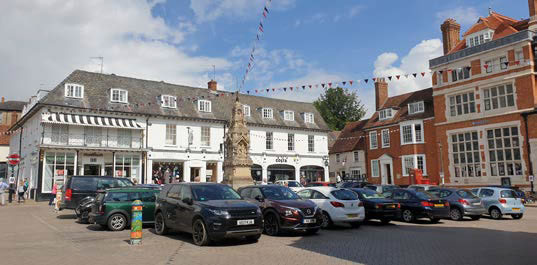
top-left (41, 113), bottom-right (143, 129)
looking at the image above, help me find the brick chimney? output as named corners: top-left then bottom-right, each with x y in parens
top-left (529, 0), bottom-right (537, 30)
top-left (441, 19), bottom-right (461, 55)
top-left (208, 80), bottom-right (217, 91)
top-left (374, 78), bottom-right (388, 111)
top-left (1, 97), bottom-right (4, 104)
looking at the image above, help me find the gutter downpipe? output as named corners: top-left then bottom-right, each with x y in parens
top-left (523, 111), bottom-right (535, 194)
top-left (144, 116), bottom-right (150, 184)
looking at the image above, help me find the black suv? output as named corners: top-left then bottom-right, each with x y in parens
top-left (154, 183), bottom-right (263, 246)
top-left (60, 176), bottom-right (133, 210)
top-left (238, 185), bottom-right (322, 236)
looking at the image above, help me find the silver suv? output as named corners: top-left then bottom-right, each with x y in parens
top-left (472, 187), bottom-right (525, 220)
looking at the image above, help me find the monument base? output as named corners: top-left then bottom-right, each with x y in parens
top-left (223, 166), bottom-right (253, 190)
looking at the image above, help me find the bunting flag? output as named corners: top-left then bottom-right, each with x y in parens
top-left (349, 80), bottom-right (353, 86)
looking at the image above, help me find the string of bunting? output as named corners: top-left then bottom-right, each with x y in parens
top-left (239, 0), bottom-right (272, 91)
top-left (243, 58), bottom-right (531, 95)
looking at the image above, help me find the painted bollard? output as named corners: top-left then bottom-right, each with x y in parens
top-left (130, 200), bottom-right (143, 245)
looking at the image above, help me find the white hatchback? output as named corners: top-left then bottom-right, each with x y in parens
top-left (297, 187), bottom-right (365, 228)
top-left (274, 180), bottom-right (304, 192)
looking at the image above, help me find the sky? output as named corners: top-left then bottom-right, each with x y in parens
top-left (0, 0), bottom-right (530, 117)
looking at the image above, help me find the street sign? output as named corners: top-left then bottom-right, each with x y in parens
top-left (7, 154), bottom-right (20, 166)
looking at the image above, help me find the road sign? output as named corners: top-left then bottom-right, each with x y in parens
top-left (7, 154), bottom-right (20, 166)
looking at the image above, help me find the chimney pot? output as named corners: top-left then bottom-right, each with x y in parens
top-left (374, 78), bottom-right (388, 111)
top-left (208, 80), bottom-right (217, 91)
top-left (441, 19), bottom-right (461, 55)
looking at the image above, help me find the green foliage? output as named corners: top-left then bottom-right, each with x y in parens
top-left (313, 87), bottom-right (366, 131)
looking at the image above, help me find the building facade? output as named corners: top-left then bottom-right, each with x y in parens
top-left (0, 99), bottom-right (25, 180)
top-left (10, 70), bottom-right (330, 200)
top-left (430, 4), bottom-right (537, 188)
top-left (329, 120), bottom-right (368, 182)
top-left (364, 79), bottom-right (439, 186)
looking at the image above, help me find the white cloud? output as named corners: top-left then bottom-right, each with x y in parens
top-left (348, 5), bottom-right (364, 18)
top-left (436, 7), bottom-right (480, 27)
top-left (373, 39), bottom-right (443, 96)
top-left (0, 0), bottom-right (233, 101)
top-left (190, 0), bottom-right (296, 23)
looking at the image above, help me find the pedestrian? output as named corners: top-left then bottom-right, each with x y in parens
top-left (17, 180), bottom-right (25, 203)
top-left (0, 180), bottom-right (9, 206)
top-left (23, 178), bottom-right (29, 199)
top-left (49, 180), bottom-right (57, 206)
top-left (336, 174), bottom-right (342, 183)
top-left (132, 178), bottom-right (138, 185)
top-left (8, 176), bottom-right (15, 203)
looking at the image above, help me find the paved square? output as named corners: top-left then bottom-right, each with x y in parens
top-left (1, 203), bottom-right (536, 265)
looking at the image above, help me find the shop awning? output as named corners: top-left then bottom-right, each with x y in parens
top-left (41, 112), bottom-right (144, 129)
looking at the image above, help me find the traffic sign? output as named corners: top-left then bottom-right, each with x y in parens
top-left (7, 154), bottom-right (20, 166)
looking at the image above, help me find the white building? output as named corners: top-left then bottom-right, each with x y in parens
top-left (9, 70), bottom-right (330, 200)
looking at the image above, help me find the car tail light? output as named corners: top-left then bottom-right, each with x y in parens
top-left (420, 201), bottom-right (434, 207)
top-left (499, 198), bottom-right (507, 204)
top-left (65, 189), bottom-right (72, 201)
top-left (444, 202), bottom-right (450, 207)
top-left (358, 201), bottom-right (364, 207)
top-left (397, 203), bottom-right (401, 209)
top-left (330, 201), bottom-right (345, 208)
top-left (98, 204), bottom-right (106, 214)
top-left (458, 199), bottom-right (469, 205)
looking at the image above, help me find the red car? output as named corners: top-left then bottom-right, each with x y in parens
top-left (306, 182), bottom-right (336, 187)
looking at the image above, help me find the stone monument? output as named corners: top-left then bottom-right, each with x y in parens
top-left (223, 94), bottom-right (254, 189)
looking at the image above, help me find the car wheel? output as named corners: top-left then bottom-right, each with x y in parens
top-left (350, 222), bottom-right (361, 228)
top-left (450, 208), bottom-right (463, 221)
top-left (245, 234), bottom-right (262, 242)
top-left (75, 206), bottom-right (81, 217)
top-left (490, 208), bottom-right (502, 220)
top-left (380, 218), bottom-right (391, 224)
top-left (320, 211), bottom-right (333, 229)
top-left (511, 214), bottom-right (523, 220)
top-left (430, 218), bottom-right (440, 224)
top-left (107, 213), bottom-right (127, 231)
top-left (401, 209), bottom-right (415, 223)
top-left (154, 212), bottom-right (168, 235)
top-left (470, 215), bottom-right (481, 221)
top-left (263, 213), bottom-right (280, 236)
top-left (192, 219), bottom-right (210, 246)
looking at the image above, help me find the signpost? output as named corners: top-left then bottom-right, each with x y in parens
top-left (7, 154), bottom-right (20, 204)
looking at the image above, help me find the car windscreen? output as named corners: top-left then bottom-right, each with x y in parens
top-left (500, 190), bottom-right (516, 198)
top-left (456, 189), bottom-right (478, 199)
top-left (287, 181), bottom-right (303, 187)
top-left (414, 191), bottom-right (437, 200)
top-left (97, 178), bottom-right (133, 190)
top-left (358, 189), bottom-right (386, 199)
top-left (192, 185), bottom-right (242, 201)
top-left (261, 186), bottom-right (299, 200)
top-left (71, 178), bottom-right (97, 191)
top-left (331, 189), bottom-right (358, 200)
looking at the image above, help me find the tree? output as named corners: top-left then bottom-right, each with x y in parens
top-left (313, 87), bottom-right (367, 131)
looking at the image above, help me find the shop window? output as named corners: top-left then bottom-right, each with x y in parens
top-left (487, 127), bottom-right (522, 177)
top-left (43, 152), bottom-right (75, 193)
top-left (451, 132), bottom-right (481, 178)
top-left (115, 154), bottom-right (141, 179)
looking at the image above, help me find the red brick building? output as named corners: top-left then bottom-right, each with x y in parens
top-left (429, 1), bottom-right (537, 188)
top-left (364, 79), bottom-right (439, 186)
top-left (0, 99), bottom-right (25, 179)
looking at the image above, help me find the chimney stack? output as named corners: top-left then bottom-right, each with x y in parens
top-left (374, 78), bottom-right (388, 111)
top-left (529, 0), bottom-right (537, 30)
top-left (208, 80), bottom-right (217, 91)
top-left (441, 19), bottom-right (461, 55)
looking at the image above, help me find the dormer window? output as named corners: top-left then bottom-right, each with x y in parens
top-left (198, 100), bottom-right (211, 112)
top-left (65, 83), bottom-right (84, 99)
top-left (283, 110), bottom-right (294, 121)
top-left (243, 105), bottom-right (251, 117)
top-left (262, 108), bottom-right (273, 119)
top-left (110, 88), bottom-right (128, 103)
top-left (466, 29), bottom-right (493, 48)
top-left (379, 108), bottom-right (394, 121)
top-left (304, 112), bottom-right (315, 123)
top-left (408, 101), bottom-right (424, 115)
top-left (161, 95), bottom-right (177, 108)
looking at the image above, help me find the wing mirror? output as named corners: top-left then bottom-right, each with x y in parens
top-left (255, 195), bottom-right (264, 202)
top-left (182, 197), bottom-right (193, 205)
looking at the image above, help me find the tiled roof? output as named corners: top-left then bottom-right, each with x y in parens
top-left (364, 87), bottom-right (434, 130)
top-left (329, 119), bottom-right (368, 154)
top-left (447, 12), bottom-right (527, 55)
top-left (36, 70), bottom-right (329, 131)
top-left (0, 101), bottom-right (26, 111)
top-left (327, 131), bottom-right (340, 149)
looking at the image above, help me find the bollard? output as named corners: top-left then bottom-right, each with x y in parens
top-left (130, 200), bottom-right (143, 245)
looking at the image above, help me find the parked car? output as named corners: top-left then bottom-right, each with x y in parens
top-left (296, 187), bottom-right (364, 228)
top-left (60, 176), bottom-right (133, 211)
top-left (471, 187), bottom-right (525, 220)
top-left (274, 180), bottom-right (304, 192)
top-left (364, 184), bottom-right (400, 197)
top-left (338, 181), bottom-right (369, 189)
top-left (428, 188), bottom-right (485, 221)
top-left (89, 187), bottom-right (160, 231)
top-left (350, 188), bottom-right (400, 224)
top-left (305, 182), bottom-right (336, 187)
top-left (154, 183), bottom-right (263, 246)
top-left (238, 185), bottom-right (322, 236)
top-left (388, 189), bottom-right (450, 223)
top-left (407, 185), bottom-right (436, 192)
top-left (136, 184), bottom-right (162, 190)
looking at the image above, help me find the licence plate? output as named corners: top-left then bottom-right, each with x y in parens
top-left (472, 202), bottom-right (481, 206)
top-left (347, 214), bottom-right (358, 218)
top-left (512, 208), bottom-right (520, 211)
top-left (434, 204), bottom-right (444, 208)
top-left (303, 218), bottom-right (316, 224)
top-left (237, 219), bottom-right (254, 226)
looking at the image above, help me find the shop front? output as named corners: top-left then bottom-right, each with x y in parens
top-left (300, 165), bottom-right (325, 183)
top-left (267, 164), bottom-right (295, 183)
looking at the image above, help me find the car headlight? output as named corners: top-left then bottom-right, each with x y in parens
top-left (208, 209), bottom-right (230, 217)
top-left (280, 206), bottom-right (300, 217)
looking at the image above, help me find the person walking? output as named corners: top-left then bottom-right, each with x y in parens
top-left (49, 181), bottom-right (57, 206)
top-left (0, 180), bottom-right (9, 206)
top-left (23, 178), bottom-right (29, 200)
top-left (17, 180), bottom-right (25, 203)
top-left (8, 176), bottom-right (15, 203)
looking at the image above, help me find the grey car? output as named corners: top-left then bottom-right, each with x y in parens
top-left (471, 187), bottom-right (525, 220)
top-left (407, 185), bottom-right (436, 192)
top-left (429, 188), bottom-right (486, 221)
top-left (365, 185), bottom-right (399, 196)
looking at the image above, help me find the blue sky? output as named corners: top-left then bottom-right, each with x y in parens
top-left (0, 0), bottom-right (530, 116)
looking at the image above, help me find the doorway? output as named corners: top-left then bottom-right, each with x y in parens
top-left (84, 164), bottom-right (101, 176)
top-left (191, 167), bottom-right (201, 182)
top-left (385, 164), bottom-right (392, 184)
